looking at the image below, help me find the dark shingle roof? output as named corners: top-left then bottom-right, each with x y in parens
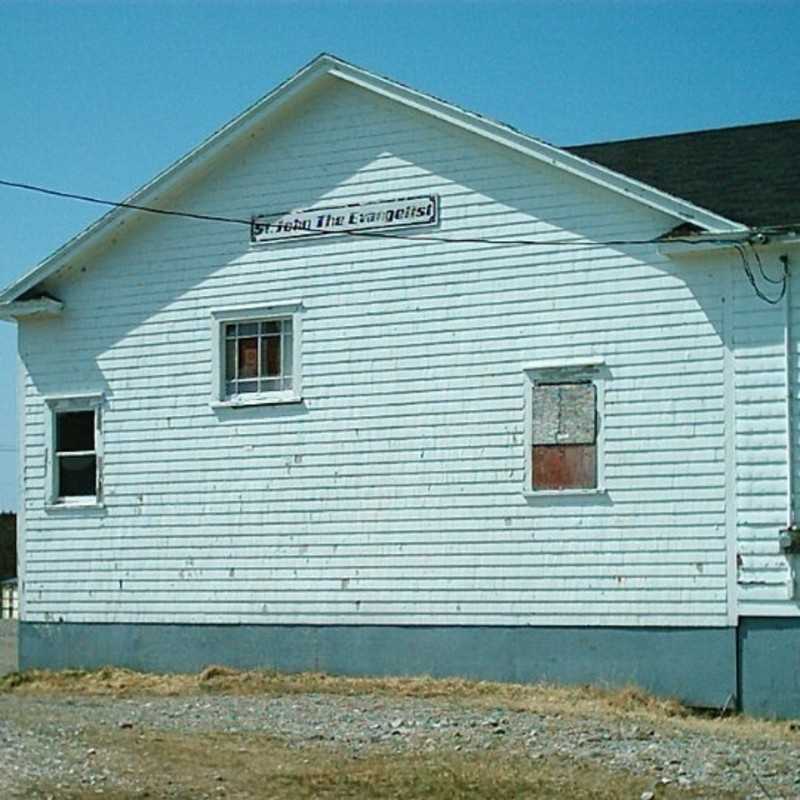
top-left (566, 119), bottom-right (800, 228)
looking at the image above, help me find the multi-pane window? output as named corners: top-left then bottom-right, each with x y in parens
top-left (46, 395), bottom-right (103, 506)
top-left (532, 382), bottom-right (597, 490)
top-left (224, 318), bottom-right (293, 397)
top-left (211, 302), bottom-right (302, 406)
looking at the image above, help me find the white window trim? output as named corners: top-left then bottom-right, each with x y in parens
top-left (210, 301), bottom-right (304, 408)
top-left (522, 360), bottom-right (606, 498)
top-left (44, 393), bottom-right (104, 510)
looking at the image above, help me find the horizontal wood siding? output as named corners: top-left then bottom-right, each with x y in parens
top-left (734, 252), bottom-right (797, 612)
top-left (19, 82), bottom-right (729, 626)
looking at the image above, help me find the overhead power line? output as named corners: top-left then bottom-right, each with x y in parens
top-left (0, 176), bottom-right (792, 305)
top-left (0, 178), bottom-right (252, 227)
top-left (0, 176), bottom-right (763, 249)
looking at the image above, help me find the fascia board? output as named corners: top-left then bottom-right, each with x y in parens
top-left (659, 232), bottom-right (800, 258)
top-left (329, 65), bottom-right (747, 236)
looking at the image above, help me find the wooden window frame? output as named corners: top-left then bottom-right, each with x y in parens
top-left (523, 358), bottom-right (606, 497)
top-left (210, 301), bottom-right (303, 408)
top-left (44, 394), bottom-right (104, 509)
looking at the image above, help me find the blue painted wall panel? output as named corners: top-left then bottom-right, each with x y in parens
top-left (739, 617), bottom-right (800, 718)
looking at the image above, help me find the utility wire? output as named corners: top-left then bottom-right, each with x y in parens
top-left (751, 243), bottom-right (784, 285)
top-left (735, 243), bottom-right (788, 305)
top-left (1, 176), bottom-right (793, 305)
top-left (347, 228), bottom-right (730, 248)
top-left (0, 179), bottom-right (253, 227)
top-left (0, 176), bottom-right (757, 249)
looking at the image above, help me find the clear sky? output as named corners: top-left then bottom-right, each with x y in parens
top-left (0, 0), bottom-right (798, 510)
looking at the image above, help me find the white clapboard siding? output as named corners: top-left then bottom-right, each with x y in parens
top-left (19, 80), bottom-right (731, 626)
top-left (734, 253), bottom-right (798, 612)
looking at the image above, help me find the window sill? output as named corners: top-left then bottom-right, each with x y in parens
top-left (211, 393), bottom-right (303, 409)
top-left (46, 499), bottom-right (105, 513)
top-left (523, 488), bottom-right (607, 498)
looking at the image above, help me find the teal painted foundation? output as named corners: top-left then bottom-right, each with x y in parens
top-left (738, 617), bottom-right (800, 719)
top-left (20, 622), bottom-right (737, 710)
top-left (23, 620), bottom-right (800, 717)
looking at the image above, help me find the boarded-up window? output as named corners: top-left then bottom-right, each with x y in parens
top-left (532, 382), bottom-right (596, 490)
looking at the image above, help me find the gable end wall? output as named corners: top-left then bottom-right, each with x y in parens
top-left (17, 81), bottom-right (730, 629)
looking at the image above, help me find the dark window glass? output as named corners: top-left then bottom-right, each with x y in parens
top-left (58, 455), bottom-right (97, 497)
top-left (238, 337), bottom-right (259, 378)
top-left (262, 335), bottom-right (281, 376)
top-left (56, 411), bottom-right (94, 453)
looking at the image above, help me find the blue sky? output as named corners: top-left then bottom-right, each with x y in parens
top-left (0, 0), bottom-right (798, 510)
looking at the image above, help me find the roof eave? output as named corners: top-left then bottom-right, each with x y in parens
top-left (0, 297), bottom-right (64, 322)
top-left (328, 62), bottom-right (748, 235)
top-left (658, 229), bottom-right (800, 258)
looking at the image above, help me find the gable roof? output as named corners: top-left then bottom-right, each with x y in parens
top-left (568, 119), bottom-right (800, 229)
top-left (0, 53), bottom-right (748, 308)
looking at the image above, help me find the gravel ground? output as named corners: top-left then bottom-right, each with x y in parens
top-left (1, 692), bottom-right (799, 799)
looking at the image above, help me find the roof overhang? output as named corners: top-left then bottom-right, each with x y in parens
top-left (0, 53), bottom-right (749, 305)
top-left (658, 229), bottom-right (800, 258)
top-left (0, 297), bottom-right (64, 322)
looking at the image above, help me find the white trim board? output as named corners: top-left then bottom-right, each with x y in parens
top-left (0, 54), bottom-right (746, 306)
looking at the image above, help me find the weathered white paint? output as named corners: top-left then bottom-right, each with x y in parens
top-left (733, 246), bottom-right (800, 613)
top-left (17, 347), bottom-right (27, 621)
top-left (14, 79), bottom-right (742, 628)
top-left (723, 258), bottom-right (738, 625)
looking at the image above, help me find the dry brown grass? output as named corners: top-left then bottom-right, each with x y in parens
top-left (2, 665), bottom-right (798, 741)
top-left (0, 664), bottom-right (684, 713)
top-left (25, 726), bottom-right (740, 800)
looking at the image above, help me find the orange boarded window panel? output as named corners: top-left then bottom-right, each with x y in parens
top-left (532, 382), bottom-right (597, 490)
